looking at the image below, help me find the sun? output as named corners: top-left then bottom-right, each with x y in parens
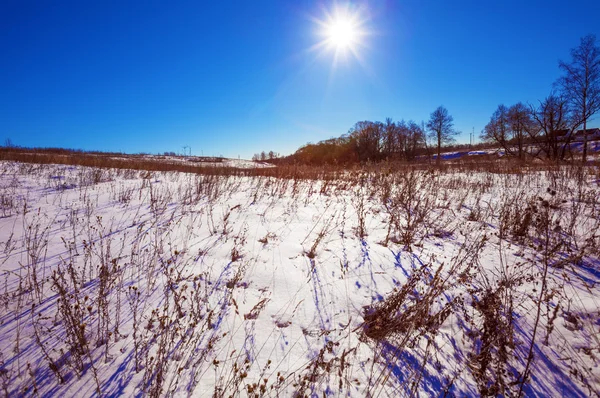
top-left (326, 17), bottom-right (358, 50)
top-left (313, 4), bottom-right (368, 59)
top-left (306, 3), bottom-right (373, 81)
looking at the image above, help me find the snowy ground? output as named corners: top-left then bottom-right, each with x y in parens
top-left (138, 155), bottom-right (275, 169)
top-left (0, 161), bottom-right (599, 397)
top-left (432, 140), bottom-right (600, 161)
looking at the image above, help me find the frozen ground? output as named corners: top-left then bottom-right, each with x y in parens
top-left (137, 156), bottom-right (276, 169)
top-left (0, 161), bottom-right (599, 397)
top-left (431, 140), bottom-right (600, 161)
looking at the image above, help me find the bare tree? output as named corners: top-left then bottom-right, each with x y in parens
top-left (351, 121), bottom-right (384, 162)
top-left (507, 102), bottom-right (534, 159)
top-left (481, 103), bottom-right (534, 159)
top-left (557, 34), bottom-right (600, 162)
top-left (397, 120), bottom-right (411, 160)
top-left (530, 94), bottom-right (571, 161)
top-left (383, 118), bottom-right (397, 158)
top-left (405, 121), bottom-right (425, 160)
top-left (481, 104), bottom-right (510, 149)
top-left (426, 106), bottom-right (457, 162)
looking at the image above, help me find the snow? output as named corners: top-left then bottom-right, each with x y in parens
top-left (139, 155), bottom-right (276, 169)
top-left (0, 161), bottom-right (599, 396)
top-left (429, 140), bottom-right (600, 161)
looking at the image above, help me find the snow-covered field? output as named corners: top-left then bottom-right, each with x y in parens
top-left (0, 161), bottom-right (599, 397)
top-left (433, 139), bottom-right (600, 161)
top-left (137, 155), bottom-right (276, 169)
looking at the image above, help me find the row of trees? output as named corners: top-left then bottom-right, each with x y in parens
top-left (252, 151), bottom-right (280, 162)
top-left (481, 34), bottom-right (600, 161)
top-left (291, 110), bottom-right (458, 165)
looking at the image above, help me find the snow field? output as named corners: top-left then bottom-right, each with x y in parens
top-left (0, 161), bottom-right (599, 397)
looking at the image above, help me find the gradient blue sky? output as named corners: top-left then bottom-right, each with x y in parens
top-left (2, 1), bottom-right (600, 158)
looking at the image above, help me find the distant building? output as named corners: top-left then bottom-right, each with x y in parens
top-left (554, 129), bottom-right (570, 141)
top-left (555, 128), bottom-right (600, 141)
top-left (574, 128), bottom-right (600, 140)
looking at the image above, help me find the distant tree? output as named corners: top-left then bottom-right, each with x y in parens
top-left (252, 153), bottom-right (260, 162)
top-left (268, 150), bottom-right (275, 160)
top-left (481, 104), bottom-right (510, 149)
top-left (394, 120), bottom-right (407, 159)
top-left (507, 102), bottom-right (535, 159)
top-left (481, 103), bottom-right (534, 159)
top-left (557, 34), bottom-right (600, 162)
top-left (350, 121), bottom-right (384, 162)
top-left (426, 106), bottom-right (457, 162)
top-left (3, 138), bottom-right (14, 148)
top-left (406, 121), bottom-right (426, 160)
top-left (383, 118), bottom-right (397, 158)
top-left (380, 118), bottom-right (426, 160)
top-left (395, 120), bottom-right (425, 160)
top-left (529, 94), bottom-right (571, 161)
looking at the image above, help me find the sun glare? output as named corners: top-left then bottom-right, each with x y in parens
top-left (327, 18), bottom-right (358, 50)
top-left (306, 3), bottom-right (374, 86)
top-left (313, 4), bottom-right (368, 62)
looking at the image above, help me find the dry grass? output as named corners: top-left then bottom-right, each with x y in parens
top-left (0, 153), bottom-right (598, 396)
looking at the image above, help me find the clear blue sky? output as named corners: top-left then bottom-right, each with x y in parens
top-left (2, 1), bottom-right (600, 158)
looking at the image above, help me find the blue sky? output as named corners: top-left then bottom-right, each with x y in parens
top-left (2, 1), bottom-right (600, 158)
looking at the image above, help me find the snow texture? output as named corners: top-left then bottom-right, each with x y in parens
top-left (0, 161), bottom-right (599, 397)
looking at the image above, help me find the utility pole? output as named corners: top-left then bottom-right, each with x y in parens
top-left (470, 127), bottom-right (474, 148)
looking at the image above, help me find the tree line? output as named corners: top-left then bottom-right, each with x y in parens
top-left (481, 34), bottom-right (600, 161)
top-left (252, 151), bottom-right (280, 162)
top-left (283, 110), bottom-right (458, 166)
top-left (261, 34), bottom-right (599, 165)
